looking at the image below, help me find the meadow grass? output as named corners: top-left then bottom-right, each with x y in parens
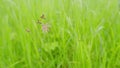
top-left (0, 0), bottom-right (120, 68)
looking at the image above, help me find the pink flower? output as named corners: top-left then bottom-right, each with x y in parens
top-left (41, 23), bottom-right (50, 33)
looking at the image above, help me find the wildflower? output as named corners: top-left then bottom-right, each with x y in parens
top-left (41, 23), bottom-right (50, 33)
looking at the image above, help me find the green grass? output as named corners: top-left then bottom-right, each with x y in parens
top-left (0, 0), bottom-right (120, 68)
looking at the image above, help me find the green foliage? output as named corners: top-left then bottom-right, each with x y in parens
top-left (0, 0), bottom-right (120, 68)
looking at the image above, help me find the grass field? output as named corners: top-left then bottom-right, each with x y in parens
top-left (0, 0), bottom-right (120, 68)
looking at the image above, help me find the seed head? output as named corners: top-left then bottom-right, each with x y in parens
top-left (26, 28), bottom-right (30, 32)
top-left (37, 20), bottom-right (42, 24)
top-left (40, 14), bottom-right (46, 19)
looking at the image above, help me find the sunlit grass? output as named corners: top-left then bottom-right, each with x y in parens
top-left (0, 0), bottom-right (120, 68)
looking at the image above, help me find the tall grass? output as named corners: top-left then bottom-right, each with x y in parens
top-left (0, 0), bottom-right (120, 68)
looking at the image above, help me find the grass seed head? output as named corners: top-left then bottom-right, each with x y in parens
top-left (37, 20), bottom-right (42, 24)
top-left (26, 28), bottom-right (30, 32)
top-left (40, 14), bottom-right (46, 19)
